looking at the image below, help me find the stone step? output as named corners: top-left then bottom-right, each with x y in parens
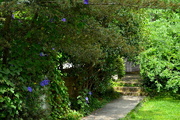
top-left (120, 92), bottom-right (141, 96)
top-left (113, 86), bottom-right (146, 96)
top-left (117, 81), bottom-right (142, 87)
top-left (121, 74), bottom-right (142, 82)
top-left (122, 80), bottom-right (143, 83)
top-left (120, 92), bottom-right (147, 96)
top-left (114, 73), bottom-right (145, 96)
top-left (114, 87), bottom-right (142, 93)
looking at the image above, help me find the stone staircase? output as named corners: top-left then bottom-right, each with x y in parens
top-left (113, 73), bottom-right (145, 96)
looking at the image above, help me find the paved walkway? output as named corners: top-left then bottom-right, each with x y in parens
top-left (82, 96), bottom-right (144, 120)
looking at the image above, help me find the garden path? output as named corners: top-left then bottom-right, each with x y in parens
top-left (82, 96), bottom-right (144, 120)
top-left (82, 73), bottom-right (144, 120)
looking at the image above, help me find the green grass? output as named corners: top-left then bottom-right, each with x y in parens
top-left (120, 96), bottom-right (180, 120)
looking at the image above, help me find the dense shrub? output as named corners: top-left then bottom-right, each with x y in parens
top-left (139, 9), bottom-right (180, 94)
top-left (0, 1), bottom-right (140, 119)
top-left (0, 39), bottom-right (73, 119)
top-left (0, 1), bottom-right (76, 119)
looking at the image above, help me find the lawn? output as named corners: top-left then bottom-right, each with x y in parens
top-left (120, 96), bottom-right (180, 120)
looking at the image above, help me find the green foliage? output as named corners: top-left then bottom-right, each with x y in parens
top-left (114, 56), bottom-right (125, 78)
top-left (76, 90), bottom-right (90, 115)
top-left (0, 1), bottom-right (73, 119)
top-left (1, 0), bottom-right (179, 119)
top-left (139, 9), bottom-right (180, 94)
top-left (60, 6), bottom-right (142, 103)
top-left (70, 88), bottom-right (120, 117)
top-left (0, 75), bottom-right (22, 119)
top-left (63, 110), bottom-right (82, 120)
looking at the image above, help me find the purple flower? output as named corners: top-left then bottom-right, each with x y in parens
top-left (52, 48), bottom-right (55, 50)
top-left (85, 97), bottom-right (89, 101)
top-left (12, 14), bottom-right (15, 19)
top-left (39, 52), bottom-right (47, 56)
top-left (61, 18), bottom-right (66, 22)
top-left (84, 0), bottom-right (88, 4)
top-left (85, 97), bottom-right (89, 103)
top-left (88, 91), bottom-right (92, 95)
top-left (27, 87), bottom-right (33, 92)
top-left (40, 79), bottom-right (50, 86)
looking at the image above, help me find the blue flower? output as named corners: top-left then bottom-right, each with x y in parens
top-left (12, 14), bottom-right (15, 19)
top-left (52, 48), bottom-right (55, 50)
top-left (61, 18), bottom-right (66, 22)
top-left (88, 91), bottom-right (92, 95)
top-left (40, 79), bottom-right (50, 86)
top-left (84, 0), bottom-right (88, 4)
top-left (27, 87), bottom-right (33, 92)
top-left (85, 97), bottom-right (89, 103)
top-left (39, 52), bottom-right (47, 56)
top-left (85, 97), bottom-right (88, 101)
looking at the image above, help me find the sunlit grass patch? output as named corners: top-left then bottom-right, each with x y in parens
top-left (121, 96), bottom-right (180, 120)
